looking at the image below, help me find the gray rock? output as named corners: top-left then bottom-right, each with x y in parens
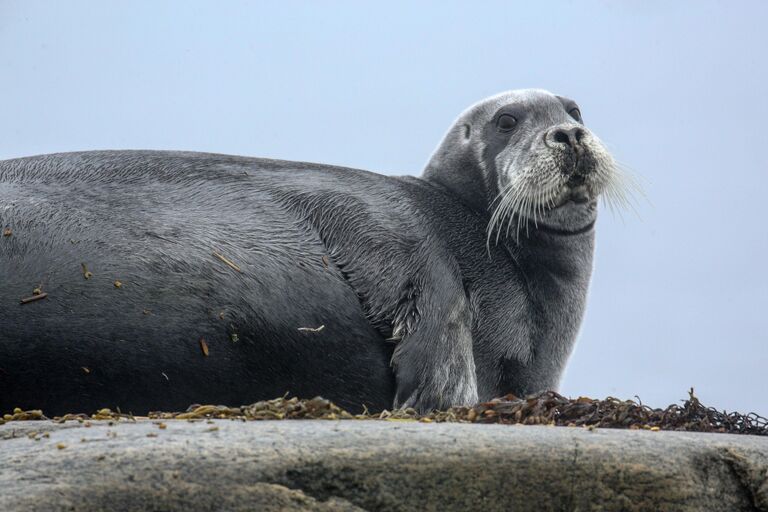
top-left (1, 420), bottom-right (767, 511)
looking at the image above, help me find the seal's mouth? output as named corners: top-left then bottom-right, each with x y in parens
top-left (544, 171), bottom-right (596, 209)
top-left (566, 185), bottom-right (591, 204)
top-left (554, 180), bottom-right (592, 207)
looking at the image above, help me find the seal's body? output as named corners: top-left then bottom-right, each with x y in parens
top-left (0, 90), bottom-right (625, 415)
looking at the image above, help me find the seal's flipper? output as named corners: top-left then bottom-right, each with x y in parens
top-left (390, 262), bottom-right (478, 413)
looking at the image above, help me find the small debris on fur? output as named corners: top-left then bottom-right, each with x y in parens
top-left (2, 390), bottom-right (765, 436)
top-left (298, 325), bottom-right (325, 333)
top-left (212, 251), bottom-right (242, 273)
top-left (3, 228), bottom-right (12, 237)
top-left (199, 338), bottom-right (209, 357)
top-left (20, 292), bottom-right (48, 304)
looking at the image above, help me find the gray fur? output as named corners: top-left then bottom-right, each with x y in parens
top-left (0, 89), bottom-right (621, 415)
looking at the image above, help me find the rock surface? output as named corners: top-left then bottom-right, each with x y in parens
top-left (1, 420), bottom-right (767, 511)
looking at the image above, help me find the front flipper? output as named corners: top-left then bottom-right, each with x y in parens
top-left (391, 267), bottom-right (478, 413)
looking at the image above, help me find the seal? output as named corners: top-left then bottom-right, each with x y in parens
top-left (0, 89), bottom-right (630, 415)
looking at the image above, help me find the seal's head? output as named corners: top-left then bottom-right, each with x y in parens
top-left (423, 89), bottom-right (631, 241)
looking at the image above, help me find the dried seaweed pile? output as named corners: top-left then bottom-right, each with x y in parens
top-left (443, 389), bottom-right (768, 436)
top-left (152, 397), bottom-right (356, 421)
top-left (2, 390), bottom-right (766, 436)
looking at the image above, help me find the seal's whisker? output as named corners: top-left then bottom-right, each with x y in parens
top-left (617, 168), bottom-right (646, 208)
top-left (507, 179), bottom-right (528, 236)
top-left (519, 183), bottom-right (533, 238)
top-left (487, 160), bottom-right (528, 248)
top-left (531, 183), bottom-right (541, 228)
top-left (533, 174), bottom-right (558, 227)
top-left (489, 180), bottom-right (516, 210)
top-left (493, 183), bottom-right (515, 232)
top-left (502, 186), bottom-right (521, 240)
top-left (488, 186), bottom-right (506, 238)
top-left (487, 177), bottom-right (523, 249)
top-left (490, 171), bottom-right (566, 243)
top-left (600, 163), bottom-right (644, 220)
top-left (503, 183), bottom-right (523, 240)
top-left (519, 192), bottom-right (528, 238)
top-left (518, 188), bottom-right (532, 239)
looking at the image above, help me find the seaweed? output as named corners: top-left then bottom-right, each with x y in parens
top-left (2, 389), bottom-right (765, 436)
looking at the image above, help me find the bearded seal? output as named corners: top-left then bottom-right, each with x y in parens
top-left (0, 89), bottom-right (629, 415)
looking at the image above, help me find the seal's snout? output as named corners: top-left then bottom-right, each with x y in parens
top-left (545, 125), bottom-right (599, 184)
top-left (545, 126), bottom-right (585, 154)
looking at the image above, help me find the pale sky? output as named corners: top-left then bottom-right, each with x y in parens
top-left (1, 1), bottom-right (766, 414)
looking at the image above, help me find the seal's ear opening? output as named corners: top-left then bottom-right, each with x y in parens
top-left (462, 124), bottom-right (471, 141)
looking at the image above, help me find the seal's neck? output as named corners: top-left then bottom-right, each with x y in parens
top-left (422, 162), bottom-right (494, 215)
top-left (506, 202), bottom-right (598, 290)
top-left (511, 226), bottom-right (595, 289)
top-left (496, 224), bottom-right (595, 396)
top-left (422, 139), bottom-right (498, 215)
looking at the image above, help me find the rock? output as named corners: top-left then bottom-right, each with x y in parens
top-left (1, 420), bottom-right (767, 511)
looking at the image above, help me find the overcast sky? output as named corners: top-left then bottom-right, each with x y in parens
top-left (1, 1), bottom-right (766, 414)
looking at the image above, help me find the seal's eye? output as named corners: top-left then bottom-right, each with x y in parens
top-left (568, 108), bottom-right (582, 122)
top-left (496, 114), bottom-right (517, 132)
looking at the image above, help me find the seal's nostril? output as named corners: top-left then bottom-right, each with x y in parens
top-left (552, 130), bottom-right (571, 146)
top-left (553, 130), bottom-right (570, 145)
top-left (574, 128), bottom-right (584, 142)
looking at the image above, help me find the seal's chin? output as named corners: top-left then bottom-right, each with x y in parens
top-left (536, 188), bottom-right (599, 235)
